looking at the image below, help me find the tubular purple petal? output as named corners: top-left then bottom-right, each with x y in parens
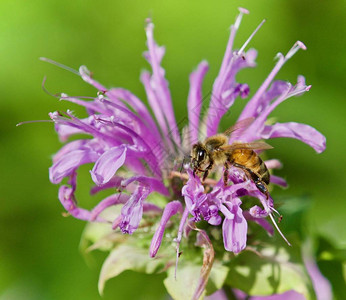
top-left (150, 200), bottom-right (183, 257)
top-left (233, 289), bottom-right (306, 300)
top-left (205, 290), bottom-right (228, 300)
top-left (90, 146), bottom-right (127, 185)
top-left (140, 70), bottom-right (174, 150)
top-left (206, 8), bottom-right (259, 136)
top-left (90, 193), bottom-right (129, 221)
top-left (112, 215), bottom-right (122, 230)
top-left (52, 139), bottom-right (89, 164)
top-left (270, 175), bottom-right (288, 187)
top-left (238, 76), bottom-right (313, 144)
top-left (68, 171), bottom-right (77, 192)
top-left (92, 120), bottom-right (162, 177)
top-left (97, 98), bottom-right (163, 149)
top-left (119, 186), bottom-right (151, 234)
top-left (206, 50), bottom-right (255, 136)
top-left (50, 111), bottom-right (118, 145)
top-left (79, 65), bottom-right (108, 93)
top-left (233, 80), bottom-right (289, 125)
top-left (187, 61), bottom-right (209, 145)
top-left (50, 149), bottom-right (99, 184)
top-left (106, 88), bottom-right (158, 131)
top-left (143, 203), bottom-right (162, 213)
top-left (264, 159), bottom-right (283, 169)
top-left (222, 198), bottom-right (247, 253)
top-left (303, 251), bottom-right (332, 300)
top-left (262, 122), bottom-right (326, 153)
top-left (125, 150), bottom-right (155, 177)
top-left (217, 8), bottom-right (248, 79)
top-left (239, 41), bottom-right (307, 121)
top-left (174, 207), bottom-right (190, 278)
top-left (144, 20), bottom-right (181, 147)
top-left (182, 171), bottom-right (207, 221)
top-left (249, 205), bottom-right (270, 218)
top-left (60, 95), bottom-right (111, 115)
top-left (58, 185), bottom-right (96, 221)
top-left (106, 88), bottom-right (165, 162)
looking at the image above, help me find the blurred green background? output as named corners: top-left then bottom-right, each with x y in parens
top-left (1, 0), bottom-right (345, 299)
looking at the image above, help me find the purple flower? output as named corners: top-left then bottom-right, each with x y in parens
top-left (47, 8), bottom-right (325, 261)
top-left (206, 289), bottom-right (307, 300)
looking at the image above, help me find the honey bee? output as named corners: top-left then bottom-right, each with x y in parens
top-left (190, 118), bottom-right (272, 198)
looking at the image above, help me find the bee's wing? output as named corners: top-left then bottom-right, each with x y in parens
top-left (221, 141), bottom-right (273, 151)
top-left (223, 117), bottom-right (255, 137)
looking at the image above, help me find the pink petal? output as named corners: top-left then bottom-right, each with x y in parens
top-left (79, 65), bottom-right (107, 93)
top-left (304, 253), bottom-right (332, 300)
top-left (58, 185), bottom-right (94, 221)
top-left (233, 289), bottom-right (306, 300)
top-left (270, 175), bottom-right (288, 187)
top-left (187, 61), bottom-right (209, 145)
top-left (143, 20), bottom-right (181, 147)
top-left (106, 88), bottom-right (158, 131)
top-left (264, 159), bottom-right (283, 169)
top-left (52, 139), bottom-right (89, 163)
top-left (50, 149), bottom-right (99, 184)
top-left (206, 8), bottom-right (257, 136)
top-left (239, 42), bottom-right (307, 120)
top-left (222, 201), bottom-right (247, 253)
top-left (90, 193), bottom-right (129, 221)
top-left (120, 186), bottom-right (151, 234)
top-left (90, 146), bottom-right (127, 185)
top-left (140, 71), bottom-right (174, 150)
top-left (150, 200), bottom-right (183, 257)
top-left (263, 122), bottom-right (326, 153)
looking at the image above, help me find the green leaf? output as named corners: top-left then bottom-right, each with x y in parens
top-left (98, 244), bottom-right (167, 295)
top-left (164, 262), bottom-right (204, 300)
top-left (80, 222), bottom-right (115, 253)
top-left (163, 260), bottom-right (229, 300)
top-left (225, 246), bottom-right (315, 300)
top-left (79, 206), bottom-right (128, 253)
top-left (206, 261), bottom-right (229, 295)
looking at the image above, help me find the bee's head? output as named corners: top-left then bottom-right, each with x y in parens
top-left (191, 143), bottom-right (207, 171)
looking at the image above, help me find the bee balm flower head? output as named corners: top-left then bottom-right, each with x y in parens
top-left (46, 7), bottom-right (326, 286)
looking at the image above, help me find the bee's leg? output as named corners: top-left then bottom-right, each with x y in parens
top-left (233, 163), bottom-right (269, 199)
top-left (223, 163), bottom-right (229, 186)
top-left (202, 160), bottom-right (214, 182)
top-left (193, 167), bottom-right (205, 177)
